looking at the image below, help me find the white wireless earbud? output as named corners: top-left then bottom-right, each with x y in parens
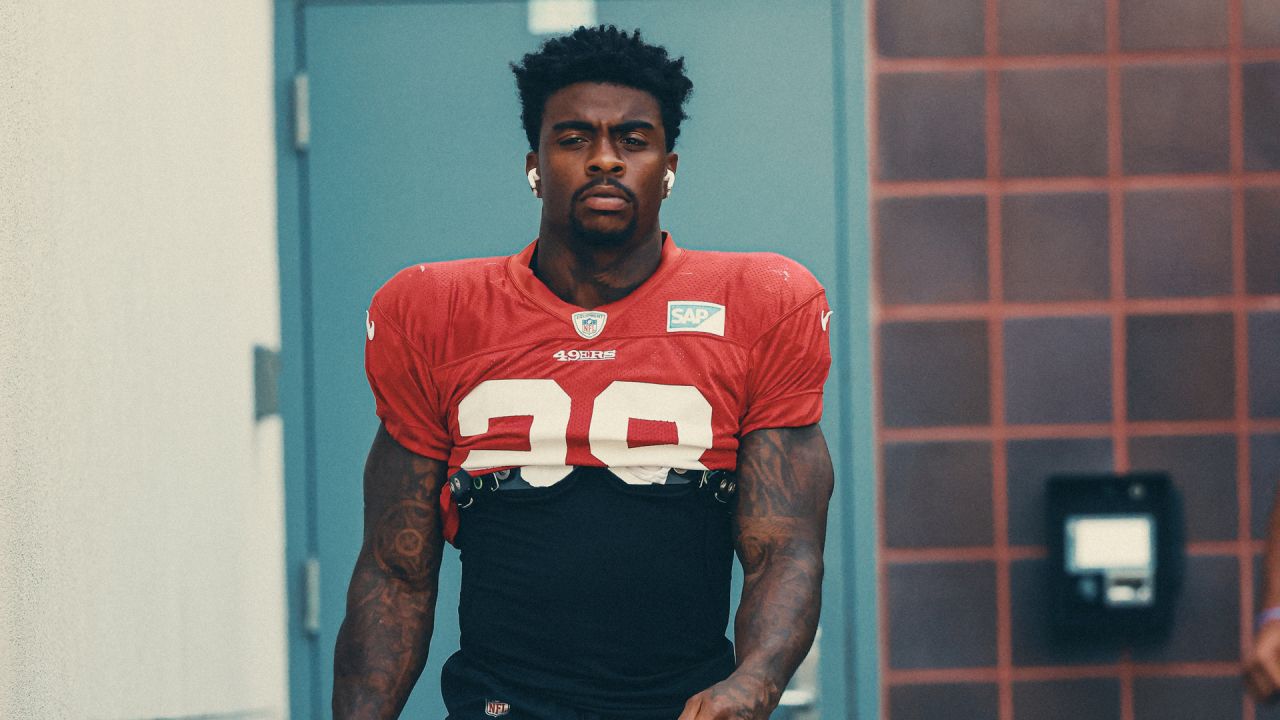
top-left (663, 169), bottom-right (676, 198)
top-left (527, 168), bottom-right (540, 194)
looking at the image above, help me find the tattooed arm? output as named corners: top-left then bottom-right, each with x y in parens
top-left (333, 424), bottom-right (447, 719)
top-left (680, 424), bottom-right (834, 720)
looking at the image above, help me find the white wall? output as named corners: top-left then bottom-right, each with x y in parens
top-left (0, 2), bottom-right (286, 719)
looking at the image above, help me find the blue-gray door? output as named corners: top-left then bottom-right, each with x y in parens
top-left (278, 2), bottom-right (874, 718)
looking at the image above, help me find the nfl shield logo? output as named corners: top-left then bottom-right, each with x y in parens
top-left (571, 310), bottom-right (607, 339)
top-left (485, 700), bottom-right (510, 717)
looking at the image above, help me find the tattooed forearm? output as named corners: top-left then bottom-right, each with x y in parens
top-left (730, 425), bottom-right (833, 716)
top-left (333, 425), bottom-right (447, 720)
top-left (372, 500), bottom-right (436, 586)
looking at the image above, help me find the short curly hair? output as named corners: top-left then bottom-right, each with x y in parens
top-left (512, 25), bottom-right (693, 152)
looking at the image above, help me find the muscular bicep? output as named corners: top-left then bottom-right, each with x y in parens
top-left (736, 425), bottom-right (833, 519)
top-left (733, 424), bottom-right (834, 565)
top-left (361, 423), bottom-right (447, 590)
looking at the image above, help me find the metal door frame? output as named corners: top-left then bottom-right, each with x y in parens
top-left (272, 2), bottom-right (877, 717)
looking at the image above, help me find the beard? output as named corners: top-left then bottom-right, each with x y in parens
top-left (568, 179), bottom-right (639, 248)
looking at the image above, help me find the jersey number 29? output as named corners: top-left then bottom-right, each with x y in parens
top-left (456, 379), bottom-right (712, 486)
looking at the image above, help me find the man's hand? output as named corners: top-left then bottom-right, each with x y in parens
top-left (1249, 491), bottom-right (1280, 704)
top-left (1247, 621), bottom-right (1280, 702)
top-left (677, 672), bottom-right (773, 720)
top-left (333, 424), bottom-right (447, 719)
top-left (684, 424), bottom-right (833, 719)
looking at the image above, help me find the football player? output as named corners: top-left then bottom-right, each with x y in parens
top-left (1246, 495), bottom-right (1280, 702)
top-left (333, 25), bottom-right (835, 720)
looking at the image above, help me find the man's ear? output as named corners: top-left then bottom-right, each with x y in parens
top-left (525, 152), bottom-right (540, 197)
top-left (663, 153), bottom-right (679, 198)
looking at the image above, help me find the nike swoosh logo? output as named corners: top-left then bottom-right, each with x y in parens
top-left (366, 310), bottom-right (376, 341)
top-left (821, 310), bottom-right (833, 331)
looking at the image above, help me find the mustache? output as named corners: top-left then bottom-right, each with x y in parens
top-left (570, 177), bottom-right (638, 205)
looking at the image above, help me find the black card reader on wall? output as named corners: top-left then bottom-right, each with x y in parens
top-left (1047, 472), bottom-right (1183, 640)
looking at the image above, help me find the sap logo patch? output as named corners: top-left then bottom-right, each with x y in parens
top-left (667, 301), bottom-right (725, 336)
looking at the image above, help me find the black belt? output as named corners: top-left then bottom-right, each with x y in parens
top-left (448, 466), bottom-right (738, 510)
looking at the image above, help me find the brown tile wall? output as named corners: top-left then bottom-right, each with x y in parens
top-left (870, 0), bottom-right (1280, 717)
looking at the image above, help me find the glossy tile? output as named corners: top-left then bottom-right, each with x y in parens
top-left (1124, 188), bottom-right (1233, 298)
top-left (1001, 192), bottom-right (1110, 302)
top-left (1133, 676), bottom-right (1243, 720)
top-left (1122, 63), bottom-right (1230, 175)
top-left (998, 0), bottom-right (1107, 55)
top-left (1001, 68), bottom-right (1108, 177)
top-left (1245, 63), bottom-right (1280, 171)
top-left (1244, 0), bottom-right (1280, 47)
top-left (1246, 188), bottom-right (1280, 295)
top-left (1013, 679), bottom-right (1121, 720)
top-left (1119, 0), bottom-right (1228, 50)
top-left (884, 441), bottom-right (994, 548)
top-left (1251, 312), bottom-right (1280, 418)
top-left (890, 682), bottom-right (1000, 720)
top-left (888, 561), bottom-right (999, 669)
top-left (1004, 316), bottom-right (1112, 424)
top-left (880, 320), bottom-right (992, 428)
top-left (878, 71), bottom-right (987, 181)
top-left (1251, 434), bottom-right (1280, 540)
top-left (877, 195), bottom-right (989, 305)
top-left (1126, 313), bottom-right (1235, 422)
top-left (877, 0), bottom-right (985, 57)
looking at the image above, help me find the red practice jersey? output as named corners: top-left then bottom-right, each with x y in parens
top-left (365, 234), bottom-right (832, 542)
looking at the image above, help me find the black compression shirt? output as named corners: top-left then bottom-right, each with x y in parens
top-left (451, 467), bottom-right (737, 715)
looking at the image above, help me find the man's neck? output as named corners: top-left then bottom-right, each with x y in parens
top-left (532, 227), bottom-right (665, 309)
